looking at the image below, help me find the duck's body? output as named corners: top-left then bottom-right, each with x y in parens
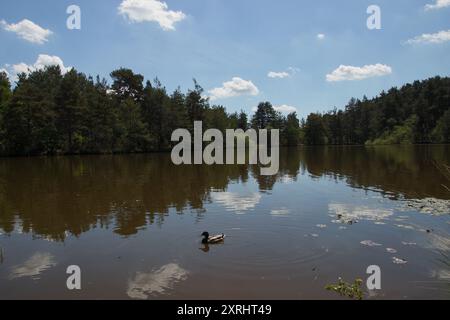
top-left (201, 232), bottom-right (225, 244)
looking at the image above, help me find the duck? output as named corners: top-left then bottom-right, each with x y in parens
top-left (201, 232), bottom-right (225, 244)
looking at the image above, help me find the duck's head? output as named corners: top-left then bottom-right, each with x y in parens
top-left (201, 231), bottom-right (209, 238)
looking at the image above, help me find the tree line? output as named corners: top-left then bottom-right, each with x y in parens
top-left (0, 67), bottom-right (448, 156)
top-left (0, 67), bottom-right (301, 156)
top-left (302, 76), bottom-right (450, 145)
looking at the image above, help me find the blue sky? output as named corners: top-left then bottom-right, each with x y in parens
top-left (0, 0), bottom-right (449, 118)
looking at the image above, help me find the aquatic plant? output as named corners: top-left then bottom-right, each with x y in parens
top-left (433, 161), bottom-right (450, 193)
top-left (325, 277), bottom-right (364, 300)
top-left (436, 250), bottom-right (450, 268)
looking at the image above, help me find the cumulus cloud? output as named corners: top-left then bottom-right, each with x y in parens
top-left (425, 0), bottom-right (450, 10)
top-left (326, 64), bottom-right (392, 82)
top-left (208, 77), bottom-right (259, 101)
top-left (6, 54), bottom-right (72, 81)
top-left (11, 63), bottom-right (31, 76)
top-left (267, 67), bottom-right (299, 79)
top-left (405, 30), bottom-right (450, 44)
top-left (118, 0), bottom-right (186, 31)
top-left (1, 19), bottom-right (52, 44)
top-left (274, 105), bottom-right (297, 114)
top-left (268, 71), bottom-right (290, 79)
top-left (317, 33), bottom-right (325, 40)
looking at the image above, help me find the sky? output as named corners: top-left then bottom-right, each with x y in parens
top-left (0, 0), bottom-right (449, 119)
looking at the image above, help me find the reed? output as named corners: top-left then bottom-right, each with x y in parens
top-left (432, 160), bottom-right (450, 192)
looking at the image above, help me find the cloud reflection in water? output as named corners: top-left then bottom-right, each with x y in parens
top-left (212, 192), bottom-right (261, 214)
top-left (9, 252), bottom-right (56, 280)
top-left (127, 263), bottom-right (189, 299)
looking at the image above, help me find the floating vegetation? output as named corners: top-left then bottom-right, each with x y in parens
top-left (430, 251), bottom-right (450, 283)
top-left (328, 203), bottom-right (393, 225)
top-left (402, 241), bottom-right (417, 246)
top-left (436, 251), bottom-right (450, 268)
top-left (305, 233), bottom-right (320, 238)
top-left (399, 198), bottom-right (450, 216)
top-left (392, 257), bottom-right (408, 265)
top-left (360, 240), bottom-right (382, 247)
top-left (395, 224), bottom-right (415, 230)
top-left (325, 278), bottom-right (364, 300)
top-left (430, 269), bottom-right (450, 281)
top-left (270, 208), bottom-right (290, 217)
top-left (426, 233), bottom-right (450, 252)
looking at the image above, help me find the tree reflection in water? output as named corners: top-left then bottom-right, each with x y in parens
top-left (0, 145), bottom-right (448, 241)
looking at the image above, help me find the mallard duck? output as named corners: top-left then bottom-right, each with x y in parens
top-left (201, 232), bottom-right (225, 244)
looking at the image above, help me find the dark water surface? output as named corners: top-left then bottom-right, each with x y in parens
top-left (0, 146), bottom-right (449, 299)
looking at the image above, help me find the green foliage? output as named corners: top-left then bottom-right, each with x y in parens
top-left (0, 68), bottom-right (447, 156)
top-left (304, 113), bottom-right (327, 145)
top-left (325, 278), bottom-right (364, 300)
top-left (0, 67), bottom-right (265, 156)
top-left (283, 112), bottom-right (301, 146)
top-left (366, 116), bottom-right (416, 145)
top-left (431, 109), bottom-right (450, 143)
top-left (0, 71), bottom-right (11, 153)
top-left (301, 77), bottom-right (450, 145)
top-left (110, 68), bottom-right (144, 102)
top-left (251, 102), bottom-right (283, 130)
top-left (0, 71), bottom-right (11, 105)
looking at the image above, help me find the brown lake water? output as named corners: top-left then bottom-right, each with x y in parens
top-left (0, 146), bottom-right (449, 300)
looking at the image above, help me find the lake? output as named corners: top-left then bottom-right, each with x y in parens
top-left (0, 146), bottom-right (449, 299)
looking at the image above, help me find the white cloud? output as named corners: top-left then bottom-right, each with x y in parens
top-left (317, 33), bottom-right (325, 40)
top-left (118, 0), bottom-right (186, 31)
top-left (274, 104), bottom-right (297, 114)
top-left (31, 54), bottom-right (71, 73)
top-left (11, 63), bottom-right (31, 76)
top-left (268, 71), bottom-right (290, 79)
top-left (268, 67), bottom-right (299, 79)
top-left (1, 19), bottom-right (52, 44)
top-left (326, 64), bottom-right (392, 82)
top-left (208, 77), bottom-right (259, 101)
top-left (425, 0), bottom-right (450, 10)
top-left (405, 30), bottom-right (450, 44)
top-left (7, 54), bottom-right (72, 81)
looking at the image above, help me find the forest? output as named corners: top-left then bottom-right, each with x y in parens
top-left (0, 67), bottom-right (448, 156)
top-left (303, 76), bottom-right (450, 146)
